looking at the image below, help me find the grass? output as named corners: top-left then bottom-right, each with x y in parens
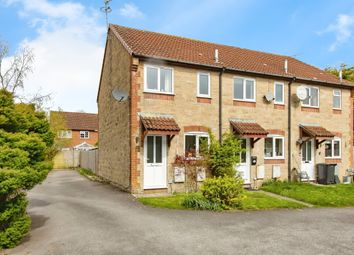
top-left (138, 191), bottom-right (305, 211)
top-left (78, 168), bottom-right (95, 177)
top-left (261, 181), bottom-right (354, 207)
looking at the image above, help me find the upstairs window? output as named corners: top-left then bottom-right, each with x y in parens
top-left (302, 86), bottom-right (319, 108)
top-left (325, 138), bottom-right (341, 158)
top-left (145, 65), bottom-right (173, 93)
top-left (185, 132), bottom-right (209, 158)
top-left (197, 72), bottom-right (210, 97)
top-left (80, 131), bottom-right (90, 139)
top-left (274, 82), bottom-right (284, 104)
top-left (58, 130), bottom-right (72, 139)
top-left (333, 89), bottom-right (341, 109)
top-left (264, 136), bottom-right (284, 159)
top-left (234, 77), bottom-right (256, 101)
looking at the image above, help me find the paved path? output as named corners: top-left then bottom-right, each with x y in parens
top-left (3, 170), bottom-right (354, 255)
top-left (258, 190), bottom-right (314, 207)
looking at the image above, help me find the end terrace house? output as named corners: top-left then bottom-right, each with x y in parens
top-left (97, 24), bottom-right (354, 194)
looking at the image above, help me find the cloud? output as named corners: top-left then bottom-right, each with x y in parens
top-left (3, 0), bottom-right (106, 112)
top-left (119, 3), bottom-right (144, 19)
top-left (320, 14), bottom-right (354, 52)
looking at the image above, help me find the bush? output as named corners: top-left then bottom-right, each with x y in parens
top-left (0, 214), bottom-right (31, 248)
top-left (201, 176), bottom-right (245, 209)
top-left (0, 147), bottom-right (30, 170)
top-left (182, 193), bottom-right (221, 211)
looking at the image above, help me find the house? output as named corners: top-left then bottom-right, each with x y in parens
top-left (50, 111), bottom-right (98, 151)
top-left (97, 24), bottom-right (354, 194)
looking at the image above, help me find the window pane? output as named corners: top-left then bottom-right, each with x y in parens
top-left (275, 138), bottom-right (283, 157)
top-left (307, 141), bottom-right (312, 161)
top-left (147, 136), bottom-right (154, 163)
top-left (199, 74), bottom-right (209, 95)
top-left (303, 88), bottom-right (310, 105)
top-left (334, 140), bottom-right (340, 157)
top-left (234, 78), bottom-right (244, 99)
top-left (275, 84), bottom-right (283, 103)
top-left (185, 135), bottom-right (196, 157)
top-left (333, 95), bottom-right (341, 108)
top-left (302, 143), bottom-right (306, 161)
top-left (310, 88), bottom-right (318, 106)
top-left (264, 138), bottom-right (273, 158)
top-left (245, 80), bottom-right (254, 100)
top-left (155, 136), bottom-right (162, 163)
top-left (325, 141), bottom-right (332, 157)
top-left (147, 67), bottom-right (158, 90)
top-left (198, 136), bottom-right (208, 155)
top-left (240, 139), bottom-right (246, 163)
top-left (160, 68), bottom-right (172, 93)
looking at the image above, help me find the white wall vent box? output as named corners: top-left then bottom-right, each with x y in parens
top-left (272, 165), bottom-right (281, 178)
top-left (257, 165), bottom-right (265, 179)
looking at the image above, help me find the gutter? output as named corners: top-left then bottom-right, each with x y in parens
top-left (288, 77), bottom-right (296, 181)
top-left (219, 67), bottom-right (225, 142)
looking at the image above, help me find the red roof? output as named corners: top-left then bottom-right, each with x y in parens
top-left (51, 111), bottom-right (98, 131)
top-left (230, 120), bottom-right (268, 138)
top-left (141, 116), bottom-right (180, 133)
top-left (300, 125), bottom-right (334, 138)
top-left (110, 24), bottom-right (354, 87)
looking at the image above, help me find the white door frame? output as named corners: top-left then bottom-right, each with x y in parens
top-left (143, 135), bottom-right (167, 189)
top-left (301, 139), bottom-right (315, 180)
top-left (236, 138), bottom-right (251, 184)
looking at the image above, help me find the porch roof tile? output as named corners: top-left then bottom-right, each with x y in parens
top-left (230, 120), bottom-right (268, 138)
top-left (300, 125), bottom-right (334, 138)
top-left (141, 116), bottom-right (180, 134)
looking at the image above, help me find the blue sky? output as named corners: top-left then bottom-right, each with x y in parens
top-left (1, 0), bottom-right (354, 113)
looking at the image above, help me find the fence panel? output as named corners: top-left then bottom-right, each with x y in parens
top-left (80, 149), bottom-right (98, 173)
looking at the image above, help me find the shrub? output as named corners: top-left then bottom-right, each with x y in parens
top-left (0, 214), bottom-right (31, 248)
top-left (201, 176), bottom-right (246, 209)
top-left (182, 193), bottom-right (221, 211)
top-left (0, 147), bottom-right (30, 170)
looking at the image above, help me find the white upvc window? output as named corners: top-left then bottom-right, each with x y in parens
top-left (233, 77), bottom-right (256, 102)
top-left (58, 130), bottom-right (72, 139)
top-left (80, 131), bottom-right (90, 139)
top-left (302, 86), bottom-right (319, 108)
top-left (325, 138), bottom-right (341, 158)
top-left (144, 65), bottom-right (173, 94)
top-left (333, 89), bottom-right (341, 109)
top-left (274, 82), bottom-right (284, 104)
top-left (184, 132), bottom-right (210, 158)
top-left (264, 135), bottom-right (285, 159)
top-left (197, 72), bottom-right (210, 97)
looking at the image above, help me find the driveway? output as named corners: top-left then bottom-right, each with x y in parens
top-left (3, 170), bottom-right (354, 255)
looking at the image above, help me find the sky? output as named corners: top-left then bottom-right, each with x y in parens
top-left (0, 0), bottom-right (354, 113)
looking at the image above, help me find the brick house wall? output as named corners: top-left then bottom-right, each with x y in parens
top-left (69, 130), bottom-right (98, 148)
top-left (97, 30), bottom-right (131, 191)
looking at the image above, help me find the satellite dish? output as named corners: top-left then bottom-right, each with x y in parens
top-left (296, 86), bottom-right (308, 101)
top-left (264, 91), bottom-right (274, 102)
top-left (112, 89), bottom-right (129, 102)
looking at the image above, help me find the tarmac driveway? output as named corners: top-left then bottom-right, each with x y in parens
top-left (3, 170), bottom-right (354, 255)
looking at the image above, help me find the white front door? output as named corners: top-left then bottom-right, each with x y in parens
top-left (301, 139), bottom-right (315, 180)
top-left (236, 139), bottom-right (251, 184)
top-left (144, 135), bottom-right (167, 189)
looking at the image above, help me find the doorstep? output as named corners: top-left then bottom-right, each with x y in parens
top-left (134, 188), bottom-right (170, 198)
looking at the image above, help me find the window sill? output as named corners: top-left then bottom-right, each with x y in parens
top-left (233, 100), bottom-right (256, 107)
top-left (325, 158), bottom-right (342, 164)
top-left (333, 109), bottom-right (342, 114)
top-left (301, 106), bottom-right (320, 112)
top-left (144, 92), bottom-right (175, 100)
top-left (274, 104), bottom-right (285, 110)
top-left (264, 158), bottom-right (285, 164)
top-left (197, 97), bottom-right (212, 104)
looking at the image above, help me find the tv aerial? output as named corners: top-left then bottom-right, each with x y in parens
top-left (101, 0), bottom-right (112, 28)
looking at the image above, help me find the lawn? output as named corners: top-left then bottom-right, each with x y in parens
top-left (261, 181), bottom-right (354, 207)
top-left (138, 191), bottom-right (305, 210)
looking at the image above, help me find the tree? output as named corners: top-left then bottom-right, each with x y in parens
top-left (325, 64), bottom-right (354, 82)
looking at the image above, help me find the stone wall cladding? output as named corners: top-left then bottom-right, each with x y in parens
top-left (97, 30), bottom-right (131, 191)
top-left (134, 63), bottom-right (353, 192)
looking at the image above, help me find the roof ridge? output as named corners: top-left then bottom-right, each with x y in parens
top-left (51, 110), bottom-right (98, 115)
top-left (111, 24), bottom-right (291, 59)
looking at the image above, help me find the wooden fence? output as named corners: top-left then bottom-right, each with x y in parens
top-left (80, 149), bottom-right (99, 174)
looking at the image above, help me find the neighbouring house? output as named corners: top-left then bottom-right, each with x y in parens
top-left (97, 24), bottom-right (354, 194)
top-left (50, 111), bottom-right (99, 151)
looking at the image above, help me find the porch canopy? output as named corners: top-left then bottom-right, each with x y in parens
top-left (140, 114), bottom-right (180, 141)
top-left (299, 124), bottom-right (334, 148)
top-left (230, 119), bottom-right (268, 147)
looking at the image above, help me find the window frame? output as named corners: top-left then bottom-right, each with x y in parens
top-left (332, 89), bottom-right (342, 110)
top-left (301, 86), bottom-right (320, 108)
top-left (325, 138), bottom-right (341, 159)
top-left (274, 82), bottom-right (285, 105)
top-left (197, 72), bottom-right (211, 98)
top-left (80, 131), bottom-right (90, 139)
top-left (233, 76), bottom-right (256, 102)
top-left (184, 132), bottom-right (210, 158)
top-left (144, 64), bottom-right (174, 94)
top-left (264, 135), bottom-right (285, 160)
